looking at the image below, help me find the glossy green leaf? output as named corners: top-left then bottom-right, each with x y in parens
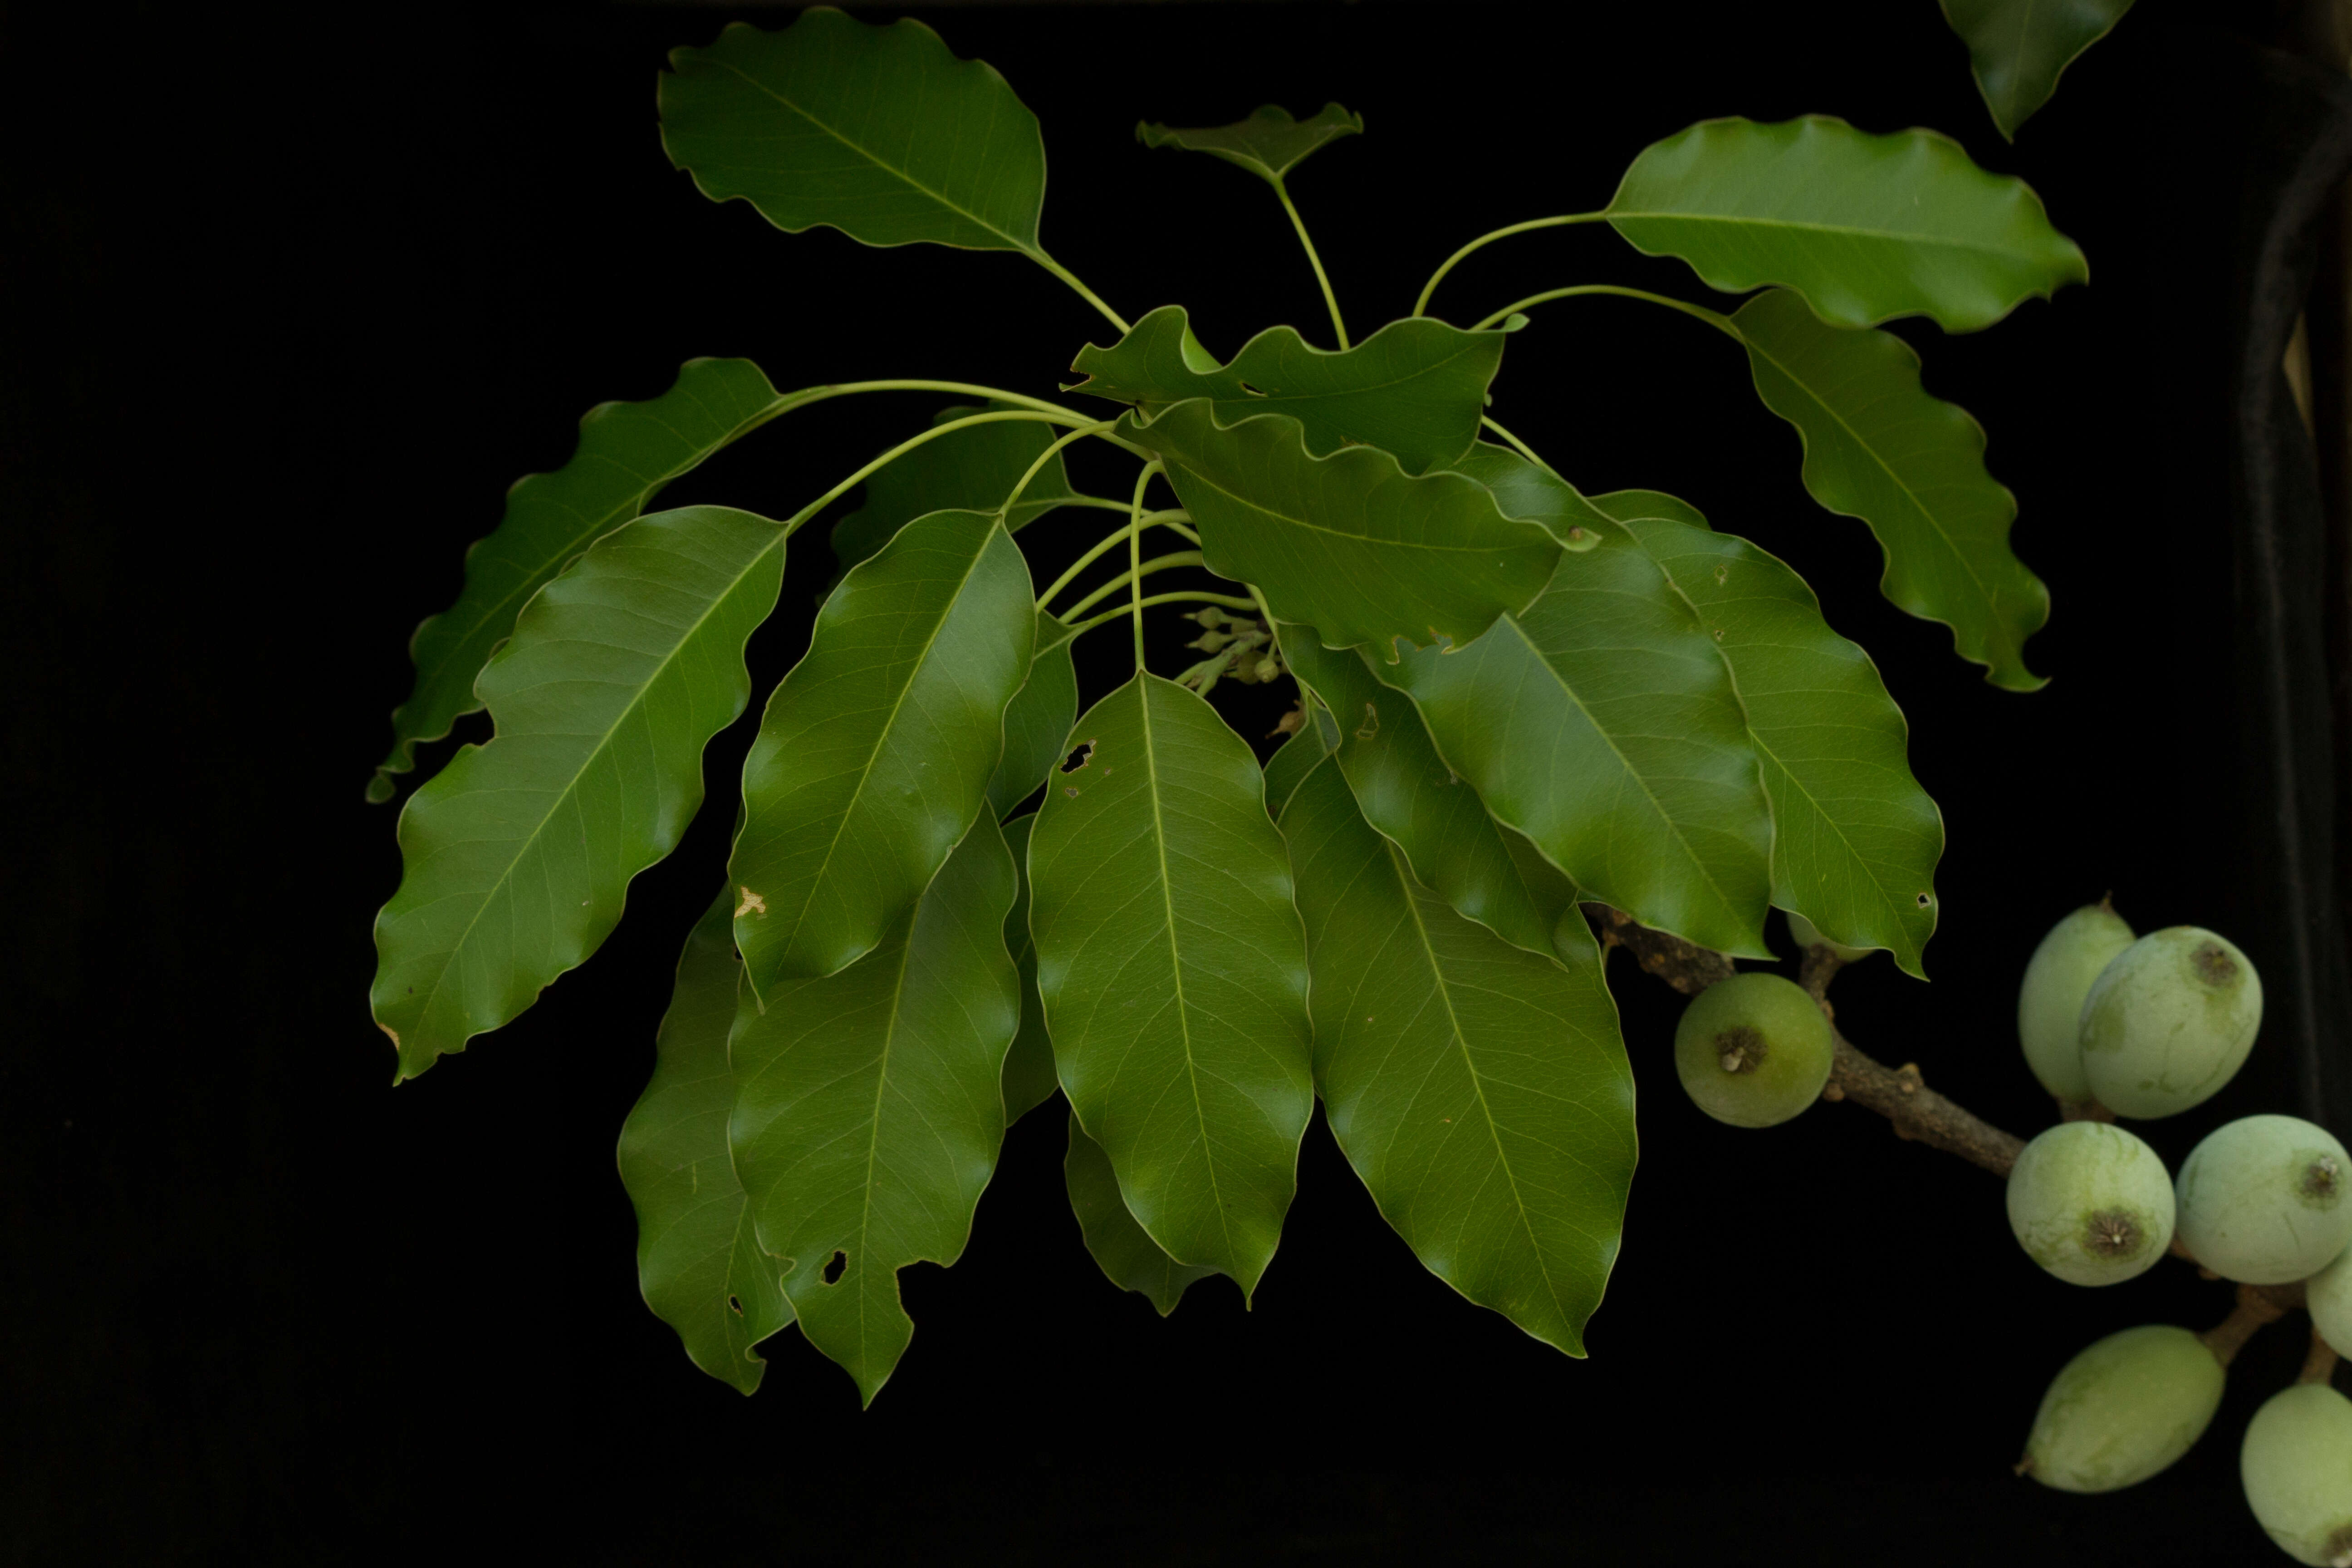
top-left (1121, 401), bottom-right (1561, 661)
top-left (1260, 703), bottom-right (1334, 819)
top-left (1028, 673), bottom-right (1314, 1293)
top-left (1606, 116), bottom-right (2087, 331)
top-left (372, 506), bottom-right (788, 1079)
top-left (1064, 1112), bottom-right (1220, 1315)
top-left (1377, 528), bottom-right (1774, 958)
top-left (1444, 441), bottom-right (1609, 548)
top-left (372, 357), bottom-right (789, 801)
top-left (1279, 757), bottom-right (1636, 1355)
top-left (832, 403), bottom-right (1082, 580)
top-left (998, 813), bottom-right (1058, 1126)
top-left (617, 888), bottom-right (793, 1394)
top-left (730, 508), bottom-right (1035, 990)
top-left (1732, 287), bottom-right (2048, 690)
top-left (662, 10), bottom-right (1045, 255)
top-left (1070, 305), bottom-right (1504, 476)
top-left (986, 615), bottom-right (1079, 821)
top-left (1280, 630), bottom-right (1575, 959)
top-left (1594, 490), bottom-right (1945, 976)
top-left (1941, 0), bottom-right (2136, 140)
top-left (729, 812), bottom-right (1020, 1406)
top-left (1136, 103), bottom-right (1363, 184)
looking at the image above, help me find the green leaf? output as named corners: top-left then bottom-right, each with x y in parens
top-left (373, 357), bottom-right (788, 801)
top-left (1941, 0), bottom-right (2136, 140)
top-left (1070, 305), bottom-right (1505, 476)
top-left (1377, 527), bottom-right (1774, 958)
top-left (1279, 757), bottom-right (1636, 1356)
top-left (998, 813), bottom-right (1059, 1126)
top-left (1260, 704), bottom-right (1334, 819)
top-left (1120, 401), bottom-right (1561, 660)
top-left (661, 10), bottom-right (1046, 255)
top-left (1605, 116), bottom-right (2087, 331)
top-left (731, 508), bottom-right (1036, 990)
top-left (1732, 287), bottom-right (2048, 690)
top-left (1028, 673), bottom-right (1314, 1294)
top-left (617, 887), bottom-right (794, 1394)
top-left (371, 506), bottom-right (788, 1078)
top-left (1136, 103), bottom-right (1363, 185)
top-left (729, 812), bottom-right (1021, 1406)
top-left (1593, 490), bottom-right (1945, 977)
top-left (1280, 631), bottom-right (1576, 959)
top-left (832, 403), bottom-right (1082, 581)
top-left (1444, 441), bottom-right (1609, 549)
top-left (986, 615), bottom-right (1078, 821)
top-left (1064, 1111), bottom-right (1220, 1315)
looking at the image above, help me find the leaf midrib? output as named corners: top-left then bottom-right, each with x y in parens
top-left (1384, 839), bottom-right (1568, 1326)
top-left (402, 529), bottom-right (782, 1044)
top-left (1170, 447), bottom-right (1537, 557)
top-left (1137, 678), bottom-right (1236, 1269)
top-left (1609, 209), bottom-right (2041, 262)
top-left (1495, 612), bottom-right (1746, 931)
top-left (1740, 323), bottom-right (2014, 661)
top-left (763, 523), bottom-right (1006, 976)
top-left (708, 56), bottom-right (1038, 255)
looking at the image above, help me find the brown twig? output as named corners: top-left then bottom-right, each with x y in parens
top-left (2301, 1324), bottom-right (2343, 1385)
top-left (2202, 1283), bottom-right (2293, 1367)
top-left (1586, 903), bottom-right (1735, 993)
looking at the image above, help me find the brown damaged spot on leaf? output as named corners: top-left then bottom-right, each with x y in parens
top-left (1059, 740), bottom-right (1097, 774)
top-left (735, 887), bottom-right (768, 918)
top-left (1353, 701), bottom-right (1379, 742)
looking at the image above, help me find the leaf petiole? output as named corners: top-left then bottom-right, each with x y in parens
top-left (1125, 463), bottom-right (1163, 666)
top-left (1036, 508), bottom-right (1194, 607)
top-left (1469, 283), bottom-right (1737, 338)
top-left (779, 409), bottom-right (1096, 539)
top-left (1271, 175), bottom-right (1349, 350)
top-left (998, 421), bottom-right (1120, 519)
top-left (1029, 250), bottom-right (1133, 336)
top-left (1411, 212), bottom-right (1610, 318)
top-left (1058, 551), bottom-right (1211, 622)
top-left (1065, 591), bottom-right (1261, 639)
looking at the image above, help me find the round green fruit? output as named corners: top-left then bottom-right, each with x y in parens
top-left (2241, 1382), bottom-right (2352, 1567)
top-left (2079, 926), bottom-right (2262, 1118)
top-left (2307, 1245), bottom-right (2352, 1360)
top-left (1672, 972), bottom-right (1833, 1128)
top-left (1787, 911), bottom-right (1873, 965)
top-left (2006, 1121), bottom-right (2175, 1286)
top-left (2176, 1116), bottom-right (2352, 1285)
top-left (2017, 902), bottom-right (2135, 1102)
top-left (2019, 1324), bottom-right (2225, 1493)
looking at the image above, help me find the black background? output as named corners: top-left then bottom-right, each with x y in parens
top-left (5, 1), bottom-right (2343, 1563)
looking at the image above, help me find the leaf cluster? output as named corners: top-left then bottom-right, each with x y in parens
top-left (365, 6), bottom-right (2084, 1401)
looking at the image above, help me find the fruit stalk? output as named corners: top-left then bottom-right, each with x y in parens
top-left (2204, 1282), bottom-right (2296, 1367)
top-left (2302, 1327), bottom-right (2342, 1387)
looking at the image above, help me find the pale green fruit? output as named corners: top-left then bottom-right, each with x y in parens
top-left (2079, 926), bottom-right (2262, 1118)
top-left (2006, 1122), bottom-right (2176, 1286)
top-left (2176, 1116), bottom-right (2352, 1285)
top-left (1787, 911), bottom-right (1872, 964)
top-left (2017, 902), bottom-right (2135, 1102)
top-left (1673, 973), bottom-right (1833, 1128)
top-left (2307, 1245), bottom-right (2352, 1360)
top-left (2241, 1383), bottom-right (2352, 1566)
top-left (2019, 1324), bottom-right (2225, 1493)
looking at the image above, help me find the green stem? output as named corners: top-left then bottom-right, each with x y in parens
top-left (1063, 495), bottom-right (1144, 513)
top-left (1030, 250), bottom-right (1133, 336)
top-left (1469, 283), bottom-right (1738, 338)
top-left (779, 410), bottom-right (1093, 539)
top-left (1411, 212), bottom-right (1611, 318)
top-left (1058, 551), bottom-right (1209, 622)
top-left (1037, 509), bottom-right (1193, 606)
top-left (1477, 415), bottom-right (1546, 467)
top-left (999, 422), bottom-right (1119, 519)
top-left (1067, 591), bottom-right (1260, 639)
top-left (1272, 175), bottom-right (1349, 350)
top-left (1125, 464), bottom-right (1162, 667)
